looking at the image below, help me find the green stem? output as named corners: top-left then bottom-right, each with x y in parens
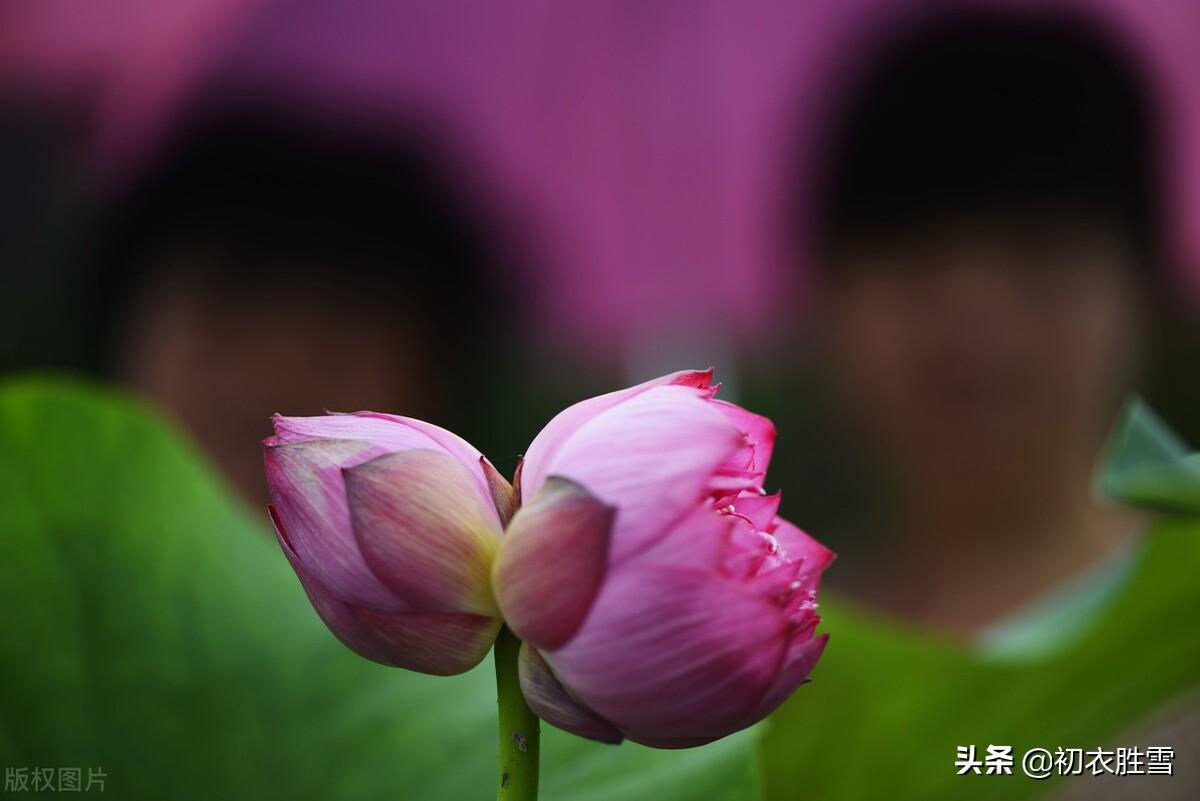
top-left (495, 626), bottom-right (540, 801)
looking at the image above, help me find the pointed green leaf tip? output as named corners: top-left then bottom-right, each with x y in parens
top-left (1097, 397), bottom-right (1200, 517)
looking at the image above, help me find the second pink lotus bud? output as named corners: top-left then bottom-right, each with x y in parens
top-left (263, 412), bottom-right (513, 675)
top-left (492, 370), bottom-right (832, 747)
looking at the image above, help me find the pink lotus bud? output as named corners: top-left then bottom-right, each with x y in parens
top-left (493, 370), bottom-right (832, 747)
top-left (262, 412), bottom-right (507, 675)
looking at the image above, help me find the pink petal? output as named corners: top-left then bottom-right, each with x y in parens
top-left (707, 468), bottom-right (766, 500)
top-left (271, 506), bottom-right (409, 665)
top-left (347, 605), bottom-right (501, 676)
top-left (272, 412), bottom-right (447, 449)
top-left (633, 503), bottom-right (735, 572)
top-left (748, 559), bottom-right (807, 601)
top-left (538, 385), bottom-right (744, 564)
top-left (751, 633), bottom-right (829, 720)
top-left (480, 456), bottom-right (519, 526)
top-left (271, 412), bottom-right (492, 500)
top-left (263, 438), bottom-right (399, 609)
top-left (518, 644), bottom-right (623, 744)
top-left (511, 457), bottom-right (525, 501)
top-left (724, 522), bottom-right (779, 580)
top-left (274, 504), bottom-right (502, 676)
top-left (772, 517), bottom-right (835, 592)
top-left (726, 492), bottom-right (782, 531)
top-left (353, 411), bottom-right (492, 491)
top-left (546, 563), bottom-right (786, 747)
top-left (712, 400), bottom-right (777, 475)
top-left (344, 450), bottom-right (503, 616)
top-left (520, 369), bottom-right (714, 503)
top-left (493, 478), bottom-right (614, 650)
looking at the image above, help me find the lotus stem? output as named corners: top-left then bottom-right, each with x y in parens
top-left (495, 626), bottom-right (539, 801)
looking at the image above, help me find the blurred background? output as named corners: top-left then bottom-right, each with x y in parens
top-left (4, 0), bottom-right (1200, 575)
top-left (2, 0), bottom-right (1200, 798)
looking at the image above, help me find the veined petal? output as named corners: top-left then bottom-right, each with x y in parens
top-left (347, 605), bottom-right (501, 676)
top-left (518, 644), bottom-right (623, 744)
top-left (708, 469), bottom-right (766, 500)
top-left (727, 493), bottom-right (782, 531)
top-left (539, 385), bottom-right (744, 563)
top-left (270, 506), bottom-right (408, 665)
top-left (772, 518), bottom-right (835, 593)
top-left (344, 450), bottom-right (503, 616)
top-left (271, 412), bottom-right (492, 500)
top-left (751, 633), bottom-right (829, 720)
top-left (546, 563), bottom-right (786, 747)
top-left (353, 411), bottom-right (494, 496)
top-left (273, 504), bottom-right (499, 674)
top-left (520, 369), bottom-right (715, 503)
top-left (481, 456), bottom-right (519, 526)
top-left (263, 438), bottom-right (398, 608)
top-left (272, 412), bottom-right (448, 449)
top-left (634, 503), bottom-right (735, 572)
top-left (712, 400), bottom-right (777, 475)
top-left (493, 478), bottom-right (613, 650)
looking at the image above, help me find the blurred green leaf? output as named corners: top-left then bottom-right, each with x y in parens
top-left (758, 398), bottom-right (1200, 800)
top-left (0, 377), bottom-right (758, 800)
top-left (1097, 398), bottom-right (1200, 516)
top-left (760, 516), bottom-right (1200, 801)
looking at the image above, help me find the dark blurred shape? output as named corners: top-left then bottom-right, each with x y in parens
top-left (751, 13), bottom-right (1200, 796)
top-left (805, 6), bottom-right (1164, 634)
top-left (95, 108), bottom-right (508, 503)
top-left (0, 101), bottom-right (91, 373)
top-left (813, 7), bottom-right (1163, 285)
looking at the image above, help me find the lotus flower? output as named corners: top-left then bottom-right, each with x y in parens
top-left (262, 412), bottom-right (515, 675)
top-left (492, 369), bottom-right (832, 747)
top-left (262, 369), bottom-right (831, 748)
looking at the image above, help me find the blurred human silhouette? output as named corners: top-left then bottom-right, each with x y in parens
top-left (808, 9), bottom-right (1164, 643)
top-left (755, 11), bottom-right (1200, 799)
top-left (98, 110), bottom-right (506, 506)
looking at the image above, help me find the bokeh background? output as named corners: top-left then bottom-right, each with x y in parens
top-left (2, 1), bottom-right (1199, 799)
top-left (4, 0), bottom-right (1200, 531)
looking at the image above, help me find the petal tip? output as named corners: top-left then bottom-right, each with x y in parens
top-left (494, 478), bottom-right (614, 650)
top-left (481, 455), bottom-right (519, 526)
top-left (519, 645), bottom-right (624, 744)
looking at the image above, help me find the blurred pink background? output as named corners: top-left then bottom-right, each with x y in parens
top-left (5, 0), bottom-right (1198, 356)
